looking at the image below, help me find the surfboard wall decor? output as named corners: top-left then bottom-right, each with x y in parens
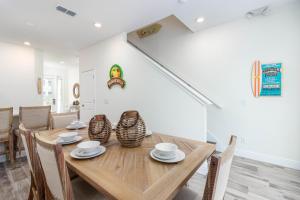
top-left (252, 60), bottom-right (262, 97)
top-left (251, 60), bottom-right (282, 97)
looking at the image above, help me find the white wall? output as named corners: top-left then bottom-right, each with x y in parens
top-left (80, 33), bottom-right (208, 173)
top-left (0, 41), bottom-right (43, 162)
top-left (80, 33), bottom-right (207, 142)
top-left (128, 2), bottom-right (300, 169)
top-left (0, 42), bottom-right (43, 111)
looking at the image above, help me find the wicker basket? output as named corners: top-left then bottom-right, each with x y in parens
top-left (116, 111), bottom-right (146, 147)
top-left (88, 115), bottom-right (112, 144)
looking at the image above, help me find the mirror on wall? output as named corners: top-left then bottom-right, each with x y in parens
top-left (73, 83), bottom-right (80, 99)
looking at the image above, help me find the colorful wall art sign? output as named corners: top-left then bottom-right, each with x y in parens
top-left (252, 60), bottom-right (282, 97)
top-left (107, 64), bottom-right (126, 89)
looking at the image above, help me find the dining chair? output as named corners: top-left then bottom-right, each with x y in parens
top-left (0, 107), bottom-right (14, 163)
top-left (49, 112), bottom-right (80, 179)
top-left (19, 123), bottom-right (46, 200)
top-left (35, 133), bottom-right (107, 200)
top-left (19, 106), bottom-right (51, 130)
top-left (174, 135), bottom-right (237, 200)
top-left (50, 112), bottom-right (79, 129)
top-left (16, 106), bottom-right (51, 155)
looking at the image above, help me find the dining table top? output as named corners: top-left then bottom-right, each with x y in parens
top-left (39, 128), bottom-right (215, 200)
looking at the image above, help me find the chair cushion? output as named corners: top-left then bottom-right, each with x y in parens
top-left (72, 177), bottom-right (107, 200)
top-left (174, 187), bottom-right (201, 200)
top-left (0, 132), bottom-right (9, 142)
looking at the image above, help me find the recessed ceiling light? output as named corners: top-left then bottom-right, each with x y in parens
top-left (196, 17), bottom-right (205, 23)
top-left (24, 41), bottom-right (31, 46)
top-left (60, 61), bottom-right (65, 64)
top-left (94, 22), bottom-right (102, 28)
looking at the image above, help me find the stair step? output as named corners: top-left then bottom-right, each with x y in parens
top-left (207, 140), bottom-right (217, 145)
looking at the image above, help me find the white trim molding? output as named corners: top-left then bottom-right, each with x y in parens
top-left (207, 131), bottom-right (300, 170)
top-left (196, 148), bottom-right (300, 175)
top-left (235, 148), bottom-right (300, 171)
top-left (217, 144), bottom-right (300, 170)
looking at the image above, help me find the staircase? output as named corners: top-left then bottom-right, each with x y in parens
top-left (127, 40), bottom-right (221, 109)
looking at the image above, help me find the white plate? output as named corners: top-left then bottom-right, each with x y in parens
top-left (150, 149), bottom-right (185, 163)
top-left (66, 124), bottom-right (87, 130)
top-left (145, 130), bottom-right (153, 137)
top-left (76, 146), bottom-right (101, 157)
top-left (59, 132), bottom-right (78, 141)
top-left (70, 146), bottom-right (106, 159)
top-left (77, 141), bottom-right (100, 153)
top-left (56, 136), bottom-right (83, 145)
top-left (152, 150), bottom-right (176, 160)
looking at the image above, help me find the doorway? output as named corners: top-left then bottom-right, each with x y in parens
top-left (43, 75), bottom-right (64, 112)
top-left (80, 70), bottom-right (95, 122)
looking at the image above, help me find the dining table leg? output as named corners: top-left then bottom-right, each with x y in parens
top-left (9, 132), bottom-right (15, 164)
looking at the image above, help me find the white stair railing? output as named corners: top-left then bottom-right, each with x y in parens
top-left (127, 40), bottom-right (221, 108)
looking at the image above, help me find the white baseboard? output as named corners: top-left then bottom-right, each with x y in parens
top-left (235, 148), bottom-right (300, 170)
top-left (196, 148), bottom-right (300, 176)
top-left (217, 144), bottom-right (300, 170)
top-left (207, 132), bottom-right (300, 171)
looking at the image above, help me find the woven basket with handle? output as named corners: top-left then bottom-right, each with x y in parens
top-left (88, 115), bottom-right (112, 144)
top-left (116, 111), bottom-right (146, 147)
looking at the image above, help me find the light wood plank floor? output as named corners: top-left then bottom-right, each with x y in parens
top-left (0, 156), bottom-right (299, 200)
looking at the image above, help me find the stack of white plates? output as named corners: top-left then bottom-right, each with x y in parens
top-left (150, 143), bottom-right (185, 163)
top-left (70, 141), bottom-right (106, 159)
top-left (145, 129), bottom-right (152, 137)
top-left (66, 120), bottom-right (87, 130)
top-left (112, 122), bottom-right (118, 130)
top-left (57, 132), bottom-right (82, 145)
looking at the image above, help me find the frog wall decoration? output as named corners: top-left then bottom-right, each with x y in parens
top-left (107, 64), bottom-right (126, 89)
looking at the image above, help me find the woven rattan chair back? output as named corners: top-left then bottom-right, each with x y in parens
top-left (35, 133), bottom-right (73, 200)
top-left (19, 106), bottom-right (51, 130)
top-left (203, 135), bottom-right (237, 200)
top-left (0, 107), bottom-right (13, 133)
top-left (0, 107), bottom-right (13, 163)
top-left (50, 112), bottom-right (79, 129)
top-left (19, 123), bottom-right (46, 200)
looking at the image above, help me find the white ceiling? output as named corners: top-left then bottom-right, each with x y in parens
top-left (0, 0), bottom-right (295, 55)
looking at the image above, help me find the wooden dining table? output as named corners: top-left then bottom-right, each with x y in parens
top-left (40, 128), bottom-right (215, 200)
